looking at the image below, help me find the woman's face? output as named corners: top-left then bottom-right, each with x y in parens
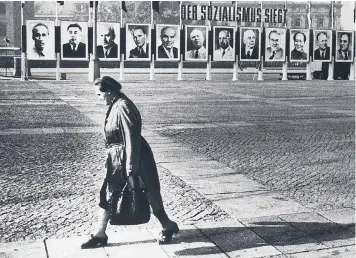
top-left (95, 85), bottom-right (112, 105)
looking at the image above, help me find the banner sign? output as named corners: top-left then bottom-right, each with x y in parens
top-left (181, 5), bottom-right (287, 24)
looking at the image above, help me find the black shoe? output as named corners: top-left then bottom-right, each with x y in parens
top-left (81, 234), bottom-right (108, 249)
top-left (158, 222), bottom-right (179, 245)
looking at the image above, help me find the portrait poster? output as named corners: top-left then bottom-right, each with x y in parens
top-left (185, 25), bottom-right (209, 62)
top-left (213, 26), bottom-right (235, 62)
top-left (26, 20), bottom-right (55, 60)
top-left (265, 28), bottom-right (286, 62)
top-left (289, 29), bottom-right (310, 62)
top-left (239, 27), bottom-right (261, 62)
top-left (126, 23), bottom-right (151, 61)
top-left (156, 24), bottom-right (180, 61)
top-left (96, 22), bottom-right (120, 61)
top-left (313, 30), bottom-right (332, 62)
top-left (335, 31), bottom-right (354, 63)
top-left (60, 21), bottom-right (88, 60)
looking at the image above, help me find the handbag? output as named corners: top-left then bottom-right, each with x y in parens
top-left (109, 175), bottom-right (151, 225)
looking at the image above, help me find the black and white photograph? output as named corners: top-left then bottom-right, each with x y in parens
top-left (96, 22), bottom-right (120, 61)
top-left (289, 29), bottom-right (310, 62)
top-left (213, 26), bottom-right (235, 61)
top-left (156, 24), bottom-right (180, 61)
top-left (335, 31), bottom-right (354, 62)
top-left (1, 1), bottom-right (355, 258)
top-left (239, 27), bottom-right (261, 61)
top-left (126, 23), bottom-right (151, 61)
top-left (313, 30), bottom-right (332, 62)
top-left (61, 21), bottom-right (88, 60)
top-left (26, 20), bottom-right (55, 60)
top-left (265, 28), bottom-right (286, 62)
top-left (185, 25), bottom-right (208, 61)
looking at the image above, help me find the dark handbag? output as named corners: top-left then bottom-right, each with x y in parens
top-left (109, 176), bottom-right (151, 225)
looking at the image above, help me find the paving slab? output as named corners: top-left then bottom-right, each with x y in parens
top-left (278, 212), bottom-right (355, 248)
top-left (208, 192), bottom-right (311, 220)
top-left (196, 223), bottom-right (282, 258)
top-left (148, 225), bottom-right (228, 258)
top-left (104, 229), bottom-right (167, 258)
top-left (0, 240), bottom-right (47, 258)
top-left (317, 208), bottom-right (355, 232)
top-left (240, 215), bottom-right (327, 254)
top-left (284, 244), bottom-right (355, 258)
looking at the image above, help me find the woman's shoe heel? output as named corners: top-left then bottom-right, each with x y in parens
top-left (158, 222), bottom-right (179, 245)
top-left (81, 234), bottom-right (108, 249)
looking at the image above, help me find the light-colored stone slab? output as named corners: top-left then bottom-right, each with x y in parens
top-left (195, 220), bottom-right (246, 235)
top-left (62, 127), bottom-right (101, 133)
top-left (278, 212), bottom-right (355, 248)
top-left (41, 127), bottom-right (65, 134)
top-left (0, 240), bottom-right (47, 258)
top-left (206, 229), bottom-right (281, 258)
top-left (104, 229), bottom-right (167, 258)
top-left (287, 244), bottom-right (355, 258)
top-left (317, 208), bottom-right (355, 230)
top-left (210, 192), bottom-right (311, 220)
top-left (0, 129), bottom-right (22, 135)
top-left (185, 174), bottom-right (267, 195)
top-left (240, 216), bottom-right (327, 254)
top-left (158, 236), bottom-right (228, 258)
top-left (46, 236), bottom-right (107, 258)
top-left (19, 128), bottom-right (43, 135)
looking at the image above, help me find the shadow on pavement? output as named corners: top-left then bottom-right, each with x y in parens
top-left (172, 222), bottom-right (355, 256)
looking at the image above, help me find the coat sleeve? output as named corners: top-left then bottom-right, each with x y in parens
top-left (118, 99), bottom-right (142, 176)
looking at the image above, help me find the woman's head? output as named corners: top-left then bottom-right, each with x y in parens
top-left (93, 76), bottom-right (122, 105)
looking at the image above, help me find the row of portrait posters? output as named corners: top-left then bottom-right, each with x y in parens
top-left (27, 20), bottom-right (355, 63)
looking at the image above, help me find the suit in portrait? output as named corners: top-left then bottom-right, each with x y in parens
top-left (97, 43), bottom-right (119, 58)
top-left (266, 47), bottom-right (284, 60)
top-left (157, 45), bottom-right (178, 58)
top-left (62, 42), bottom-right (86, 58)
top-left (336, 49), bottom-right (352, 61)
top-left (313, 47), bottom-right (331, 61)
top-left (291, 48), bottom-right (307, 60)
top-left (129, 44), bottom-right (149, 58)
top-left (240, 46), bottom-right (259, 59)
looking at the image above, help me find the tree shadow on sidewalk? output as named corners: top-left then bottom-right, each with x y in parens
top-left (171, 221), bottom-right (355, 256)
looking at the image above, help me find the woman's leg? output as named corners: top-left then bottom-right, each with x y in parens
top-left (93, 208), bottom-right (110, 237)
top-left (81, 208), bottom-right (109, 249)
top-left (147, 190), bottom-right (179, 244)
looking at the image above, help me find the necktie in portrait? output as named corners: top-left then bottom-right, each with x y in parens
top-left (105, 49), bottom-right (108, 58)
top-left (345, 52), bottom-right (348, 60)
top-left (247, 51), bottom-right (251, 58)
top-left (269, 50), bottom-right (275, 60)
top-left (222, 49), bottom-right (225, 57)
top-left (194, 50), bottom-right (199, 59)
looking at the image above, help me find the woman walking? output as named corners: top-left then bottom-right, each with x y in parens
top-left (81, 76), bottom-right (179, 248)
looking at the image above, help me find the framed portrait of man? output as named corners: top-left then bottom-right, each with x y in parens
top-left (335, 31), bottom-right (354, 63)
top-left (239, 27), bottom-right (261, 62)
top-left (313, 30), bottom-right (332, 62)
top-left (156, 24), bottom-right (180, 61)
top-left (61, 21), bottom-right (88, 60)
top-left (26, 20), bottom-right (55, 60)
top-left (289, 29), bottom-right (310, 62)
top-left (126, 23), bottom-right (151, 61)
top-left (97, 22), bottom-right (120, 61)
top-left (185, 25), bottom-right (209, 62)
top-left (213, 26), bottom-right (235, 62)
top-left (265, 28), bottom-right (286, 62)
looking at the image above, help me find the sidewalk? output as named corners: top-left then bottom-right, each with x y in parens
top-left (0, 128), bottom-right (354, 258)
top-left (0, 80), bottom-right (354, 258)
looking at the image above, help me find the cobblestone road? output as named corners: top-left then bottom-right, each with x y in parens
top-left (0, 77), bottom-right (354, 243)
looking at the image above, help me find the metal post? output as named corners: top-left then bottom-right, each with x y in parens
top-left (282, 1), bottom-right (288, 81)
top-left (327, 1), bottom-right (334, 80)
top-left (232, 56), bottom-right (239, 81)
top-left (306, 1), bottom-right (312, 80)
top-left (55, 2), bottom-right (60, 80)
top-left (21, 1), bottom-right (27, 81)
top-left (119, 2), bottom-right (124, 81)
top-left (150, 1), bottom-right (154, 80)
top-left (5, 41), bottom-right (7, 77)
top-left (178, 54), bottom-right (183, 80)
top-left (206, 55), bottom-right (211, 80)
top-left (258, 56), bottom-right (264, 80)
top-left (88, 0), bottom-right (100, 82)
